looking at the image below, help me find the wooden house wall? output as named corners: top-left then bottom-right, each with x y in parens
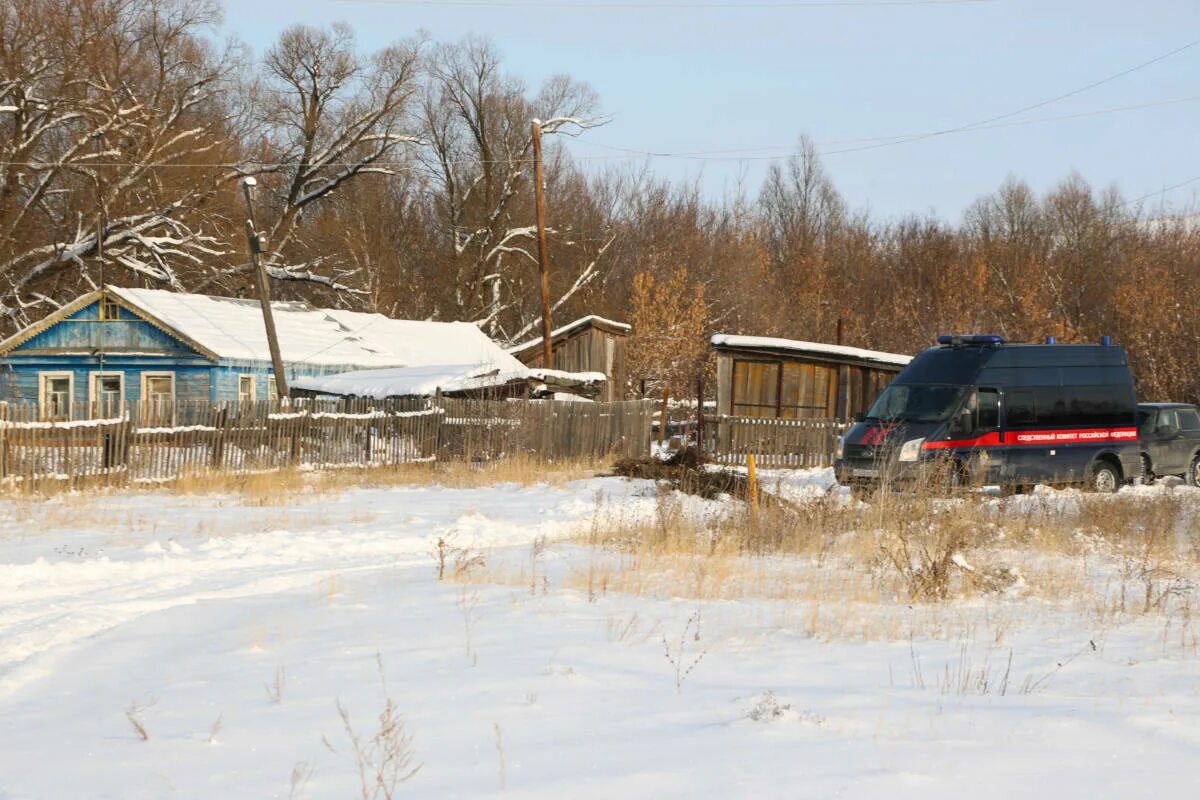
top-left (714, 349), bottom-right (899, 422)
top-left (0, 299), bottom-right (392, 414)
top-left (517, 326), bottom-right (626, 401)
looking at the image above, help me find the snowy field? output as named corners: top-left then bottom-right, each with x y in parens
top-left (1, 472), bottom-right (1198, 798)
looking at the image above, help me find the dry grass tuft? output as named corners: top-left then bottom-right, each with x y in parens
top-left (560, 479), bottom-right (1200, 642)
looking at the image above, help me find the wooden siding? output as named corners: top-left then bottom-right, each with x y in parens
top-left (0, 299), bottom-right (408, 414)
top-left (517, 326), bottom-right (627, 401)
top-left (13, 300), bottom-right (196, 356)
top-left (715, 346), bottom-right (900, 429)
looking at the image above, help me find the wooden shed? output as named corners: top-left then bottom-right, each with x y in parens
top-left (711, 334), bottom-right (911, 421)
top-left (508, 315), bottom-right (630, 402)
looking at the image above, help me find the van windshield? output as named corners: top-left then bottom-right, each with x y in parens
top-left (865, 384), bottom-right (966, 424)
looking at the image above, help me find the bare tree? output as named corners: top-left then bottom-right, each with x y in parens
top-left (416, 36), bottom-right (606, 340)
top-left (199, 23), bottom-right (425, 301)
top-left (0, 0), bottom-right (241, 329)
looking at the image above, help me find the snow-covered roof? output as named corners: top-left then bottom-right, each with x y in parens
top-left (104, 287), bottom-right (523, 371)
top-left (709, 334), bottom-right (912, 367)
top-left (507, 315), bottom-right (631, 354)
top-left (290, 363), bottom-right (606, 400)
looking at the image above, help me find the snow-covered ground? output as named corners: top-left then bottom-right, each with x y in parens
top-left (0, 474), bottom-right (1198, 798)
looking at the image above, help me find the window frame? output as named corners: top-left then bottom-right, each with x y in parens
top-left (99, 297), bottom-right (121, 321)
top-left (238, 374), bottom-right (256, 406)
top-left (88, 371), bottom-right (125, 418)
top-left (38, 371), bottom-right (75, 422)
top-left (730, 358), bottom-right (781, 418)
top-left (140, 371), bottom-right (176, 426)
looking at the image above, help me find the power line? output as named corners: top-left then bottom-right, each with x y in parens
top-left (335, 0), bottom-right (992, 8)
top-left (581, 37), bottom-right (1200, 160)
top-left (1123, 175), bottom-right (1200, 209)
top-left (566, 94), bottom-right (1200, 160)
top-left (5, 92), bottom-right (1198, 171)
top-left (821, 35), bottom-right (1200, 156)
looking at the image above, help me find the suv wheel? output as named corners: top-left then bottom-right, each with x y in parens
top-left (1090, 461), bottom-right (1120, 494)
top-left (1188, 456), bottom-right (1200, 487)
top-left (1139, 454), bottom-right (1154, 486)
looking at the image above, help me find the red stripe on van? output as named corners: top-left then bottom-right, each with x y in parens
top-left (922, 427), bottom-right (1137, 450)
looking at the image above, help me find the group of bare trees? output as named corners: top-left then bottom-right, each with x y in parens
top-left (4, 0), bottom-right (1200, 402)
top-left (0, 0), bottom-right (603, 340)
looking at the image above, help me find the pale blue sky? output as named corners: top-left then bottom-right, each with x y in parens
top-left (223, 0), bottom-right (1200, 220)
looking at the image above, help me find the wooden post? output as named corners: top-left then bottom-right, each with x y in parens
top-left (531, 119), bottom-right (554, 370)
top-left (695, 375), bottom-right (705, 454)
top-left (747, 452), bottom-right (759, 520)
top-left (240, 177), bottom-right (289, 400)
top-left (660, 386), bottom-right (670, 447)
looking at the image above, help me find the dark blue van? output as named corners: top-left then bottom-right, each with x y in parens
top-left (834, 335), bottom-right (1140, 493)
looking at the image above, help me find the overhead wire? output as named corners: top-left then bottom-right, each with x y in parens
top-left (334, 0), bottom-right (992, 8)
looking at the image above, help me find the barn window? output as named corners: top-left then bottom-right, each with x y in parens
top-left (89, 372), bottom-right (124, 417)
top-left (39, 372), bottom-right (74, 421)
top-left (141, 372), bottom-right (175, 425)
top-left (731, 360), bottom-right (779, 418)
top-left (238, 375), bottom-right (256, 406)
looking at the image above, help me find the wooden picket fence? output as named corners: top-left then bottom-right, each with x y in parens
top-left (706, 415), bottom-right (851, 468)
top-left (0, 397), bottom-right (656, 486)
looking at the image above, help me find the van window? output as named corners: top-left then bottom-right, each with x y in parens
top-left (977, 389), bottom-right (999, 430)
top-left (1006, 390), bottom-right (1035, 426)
top-left (1033, 386), bottom-right (1131, 427)
top-left (866, 384), bottom-right (965, 424)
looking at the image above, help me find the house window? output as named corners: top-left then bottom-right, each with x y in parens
top-left (39, 372), bottom-right (74, 421)
top-left (89, 372), bottom-right (124, 418)
top-left (267, 376), bottom-right (278, 405)
top-left (141, 372), bottom-right (175, 425)
top-left (99, 297), bottom-right (121, 321)
top-left (238, 375), bottom-right (256, 406)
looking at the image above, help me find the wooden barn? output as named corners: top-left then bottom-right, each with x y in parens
top-left (0, 286), bottom-right (523, 421)
top-left (508, 315), bottom-right (630, 402)
top-left (711, 334), bottom-right (912, 421)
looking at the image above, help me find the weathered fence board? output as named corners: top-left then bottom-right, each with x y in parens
top-left (0, 397), bottom-right (655, 487)
top-left (706, 415), bottom-right (850, 468)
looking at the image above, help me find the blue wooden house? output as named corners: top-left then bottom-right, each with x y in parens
top-left (0, 286), bottom-right (523, 421)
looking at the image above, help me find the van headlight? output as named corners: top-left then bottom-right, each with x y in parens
top-left (898, 437), bottom-right (926, 462)
top-left (835, 436), bottom-right (845, 460)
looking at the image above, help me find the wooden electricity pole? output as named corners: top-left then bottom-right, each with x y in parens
top-left (531, 119), bottom-right (554, 369)
top-left (240, 177), bottom-right (289, 400)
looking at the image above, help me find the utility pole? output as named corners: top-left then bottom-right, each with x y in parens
top-left (531, 119), bottom-right (554, 369)
top-left (240, 177), bottom-right (289, 400)
top-left (92, 132), bottom-right (105, 283)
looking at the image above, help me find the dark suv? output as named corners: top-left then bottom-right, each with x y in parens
top-left (1136, 403), bottom-right (1200, 485)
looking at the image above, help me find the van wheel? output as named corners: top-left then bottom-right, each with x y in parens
top-left (1188, 456), bottom-right (1200, 487)
top-left (1139, 454), bottom-right (1154, 486)
top-left (1089, 460), bottom-right (1121, 494)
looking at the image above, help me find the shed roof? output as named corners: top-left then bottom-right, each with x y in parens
top-left (710, 334), bottom-right (912, 368)
top-left (507, 315), bottom-right (631, 356)
top-left (290, 363), bottom-right (606, 400)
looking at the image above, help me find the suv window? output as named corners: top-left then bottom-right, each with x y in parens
top-left (1157, 410), bottom-right (1180, 433)
top-left (1178, 409), bottom-right (1200, 430)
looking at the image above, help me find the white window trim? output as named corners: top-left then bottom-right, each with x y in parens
top-left (88, 371), bottom-right (125, 416)
top-left (238, 374), bottom-right (256, 405)
top-left (38, 371), bottom-right (75, 421)
top-left (140, 371), bottom-right (176, 425)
